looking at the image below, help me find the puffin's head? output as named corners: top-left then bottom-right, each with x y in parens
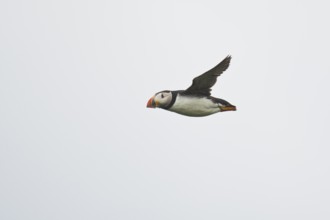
top-left (146, 90), bottom-right (173, 108)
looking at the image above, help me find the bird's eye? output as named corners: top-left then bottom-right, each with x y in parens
top-left (161, 94), bottom-right (164, 98)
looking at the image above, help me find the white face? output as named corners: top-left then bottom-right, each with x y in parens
top-left (153, 91), bottom-right (172, 108)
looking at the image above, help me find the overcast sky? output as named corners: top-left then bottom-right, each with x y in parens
top-left (1, 0), bottom-right (330, 220)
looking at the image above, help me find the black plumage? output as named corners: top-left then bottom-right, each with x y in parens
top-left (182, 55), bottom-right (231, 96)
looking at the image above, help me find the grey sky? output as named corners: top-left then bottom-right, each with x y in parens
top-left (1, 0), bottom-right (330, 219)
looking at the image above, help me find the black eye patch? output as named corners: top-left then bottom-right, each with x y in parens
top-left (161, 94), bottom-right (164, 98)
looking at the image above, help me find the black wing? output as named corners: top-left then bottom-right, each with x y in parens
top-left (182, 55), bottom-right (231, 96)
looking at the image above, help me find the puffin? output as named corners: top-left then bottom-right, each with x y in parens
top-left (146, 55), bottom-right (236, 117)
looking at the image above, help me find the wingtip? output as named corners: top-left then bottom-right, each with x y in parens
top-left (222, 55), bottom-right (232, 66)
top-left (220, 55), bottom-right (232, 70)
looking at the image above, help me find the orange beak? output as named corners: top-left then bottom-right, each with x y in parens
top-left (146, 96), bottom-right (156, 108)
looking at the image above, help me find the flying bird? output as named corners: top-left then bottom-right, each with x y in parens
top-left (146, 55), bottom-right (236, 117)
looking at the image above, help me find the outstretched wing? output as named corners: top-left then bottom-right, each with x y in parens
top-left (183, 55), bottom-right (231, 96)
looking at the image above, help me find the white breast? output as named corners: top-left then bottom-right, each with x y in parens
top-left (168, 94), bottom-right (220, 117)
